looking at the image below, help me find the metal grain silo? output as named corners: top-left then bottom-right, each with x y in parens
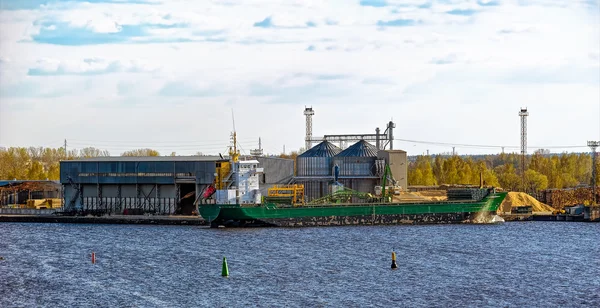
top-left (297, 141), bottom-right (341, 176)
top-left (334, 140), bottom-right (378, 176)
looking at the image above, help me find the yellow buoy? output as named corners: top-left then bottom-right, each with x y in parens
top-left (391, 251), bottom-right (398, 269)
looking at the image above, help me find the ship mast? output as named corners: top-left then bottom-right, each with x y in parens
top-left (229, 110), bottom-right (239, 162)
top-left (229, 110), bottom-right (240, 204)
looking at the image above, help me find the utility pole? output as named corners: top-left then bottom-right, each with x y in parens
top-left (519, 108), bottom-right (529, 192)
top-left (588, 141), bottom-right (599, 205)
top-left (64, 139), bottom-right (67, 159)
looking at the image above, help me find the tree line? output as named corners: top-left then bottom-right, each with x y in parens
top-left (408, 151), bottom-right (598, 193)
top-left (0, 147), bottom-right (160, 180)
top-left (1, 146), bottom-right (598, 194)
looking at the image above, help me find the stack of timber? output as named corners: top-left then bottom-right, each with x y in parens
top-left (446, 188), bottom-right (488, 201)
top-left (543, 188), bottom-right (597, 209)
top-left (392, 192), bottom-right (429, 203)
top-left (412, 190), bottom-right (447, 201)
top-left (26, 198), bottom-right (63, 209)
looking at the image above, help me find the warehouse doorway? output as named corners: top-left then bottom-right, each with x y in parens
top-left (178, 183), bottom-right (196, 215)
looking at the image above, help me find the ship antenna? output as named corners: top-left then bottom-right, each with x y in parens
top-left (231, 108), bottom-right (236, 132)
top-left (229, 109), bottom-right (239, 162)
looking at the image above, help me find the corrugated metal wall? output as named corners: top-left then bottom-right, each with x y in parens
top-left (334, 157), bottom-right (376, 176)
top-left (297, 157), bottom-right (334, 176)
top-left (256, 157), bottom-right (294, 184)
top-left (64, 182), bottom-right (192, 214)
top-left (60, 161), bottom-right (216, 185)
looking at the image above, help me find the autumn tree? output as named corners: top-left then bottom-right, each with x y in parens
top-left (524, 169), bottom-right (549, 193)
top-left (121, 149), bottom-right (160, 156)
top-left (408, 155), bottom-right (436, 186)
top-left (80, 147), bottom-right (110, 158)
top-left (0, 146), bottom-right (109, 180)
top-left (494, 164), bottom-right (521, 191)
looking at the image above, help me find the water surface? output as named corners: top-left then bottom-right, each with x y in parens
top-left (1, 222), bottom-right (598, 307)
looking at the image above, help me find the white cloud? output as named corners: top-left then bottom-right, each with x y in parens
top-left (27, 58), bottom-right (159, 75)
top-left (1, 0), bottom-right (598, 154)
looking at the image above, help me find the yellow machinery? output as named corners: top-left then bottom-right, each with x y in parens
top-left (268, 185), bottom-right (305, 205)
top-left (215, 161), bottom-right (231, 189)
top-left (214, 130), bottom-right (239, 190)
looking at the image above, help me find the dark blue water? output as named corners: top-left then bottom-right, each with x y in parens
top-left (1, 222), bottom-right (598, 307)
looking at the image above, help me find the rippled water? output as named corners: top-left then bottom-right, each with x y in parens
top-left (1, 222), bottom-right (599, 307)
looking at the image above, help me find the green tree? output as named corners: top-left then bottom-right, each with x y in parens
top-left (458, 158), bottom-right (473, 185)
top-left (0, 146), bottom-right (108, 180)
top-left (409, 168), bottom-right (423, 185)
top-left (472, 161), bottom-right (499, 187)
top-left (27, 161), bottom-right (47, 180)
top-left (432, 155), bottom-right (444, 184)
top-left (408, 156), bottom-right (436, 186)
top-left (1, 148), bottom-right (30, 180)
top-left (47, 163), bottom-right (60, 180)
top-left (524, 169), bottom-right (549, 193)
top-left (443, 156), bottom-right (460, 184)
top-left (495, 164), bottom-right (520, 191)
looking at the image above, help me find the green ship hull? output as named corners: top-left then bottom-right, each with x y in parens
top-left (199, 191), bottom-right (507, 227)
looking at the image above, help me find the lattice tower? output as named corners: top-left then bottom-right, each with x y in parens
top-left (304, 107), bottom-right (315, 151)
top-left (519, 108), bottom-right (529, 191)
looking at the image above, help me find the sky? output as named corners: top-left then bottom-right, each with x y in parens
top-left (0, 0), bottom-right (598, 156)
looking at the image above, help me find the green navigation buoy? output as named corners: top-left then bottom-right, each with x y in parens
top-left (222, 257), bottom-right (229, 277)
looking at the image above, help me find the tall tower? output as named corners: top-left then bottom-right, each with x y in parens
top-left (588, 141), bottom-right (599, 205)
top-left (519, 108), bottom-right (529, 191)
top-left (304, 107), bottom-right (315, 151)
top-left (250, 137), bottom-right (263, 156)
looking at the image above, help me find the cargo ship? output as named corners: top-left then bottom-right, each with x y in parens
top-left (197, 133), bottom-right (507, 227)
top-left (199, 190), bottom-right (506, 227)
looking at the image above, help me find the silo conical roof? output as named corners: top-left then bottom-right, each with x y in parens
top-left (336, 140), bottom-right (378, 157)
top-left (299, 141), bottom-right (341, 157)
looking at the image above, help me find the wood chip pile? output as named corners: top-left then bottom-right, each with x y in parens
top-left (499, 192), bottom-right (555, 213)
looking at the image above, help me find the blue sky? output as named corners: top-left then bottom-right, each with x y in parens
top-left (0, 0), bottom-right (598, 155)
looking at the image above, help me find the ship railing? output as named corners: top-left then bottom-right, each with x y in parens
top-left (278, 199), bottom-right (491, 208)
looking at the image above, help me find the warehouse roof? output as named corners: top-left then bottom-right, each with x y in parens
top-left (61, 156), bottom-right (222, 162)
top-left (0, 180), bottom-right (61, 187)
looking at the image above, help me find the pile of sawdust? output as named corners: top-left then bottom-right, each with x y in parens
top-left (393, 192), bottom-right (429, 202)
top-left (393, 191), bottom-right (449, 202)
top-left (412, 190), bottom-right (448, 201)
top-left (499, 192), bottom-right (555, 213)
